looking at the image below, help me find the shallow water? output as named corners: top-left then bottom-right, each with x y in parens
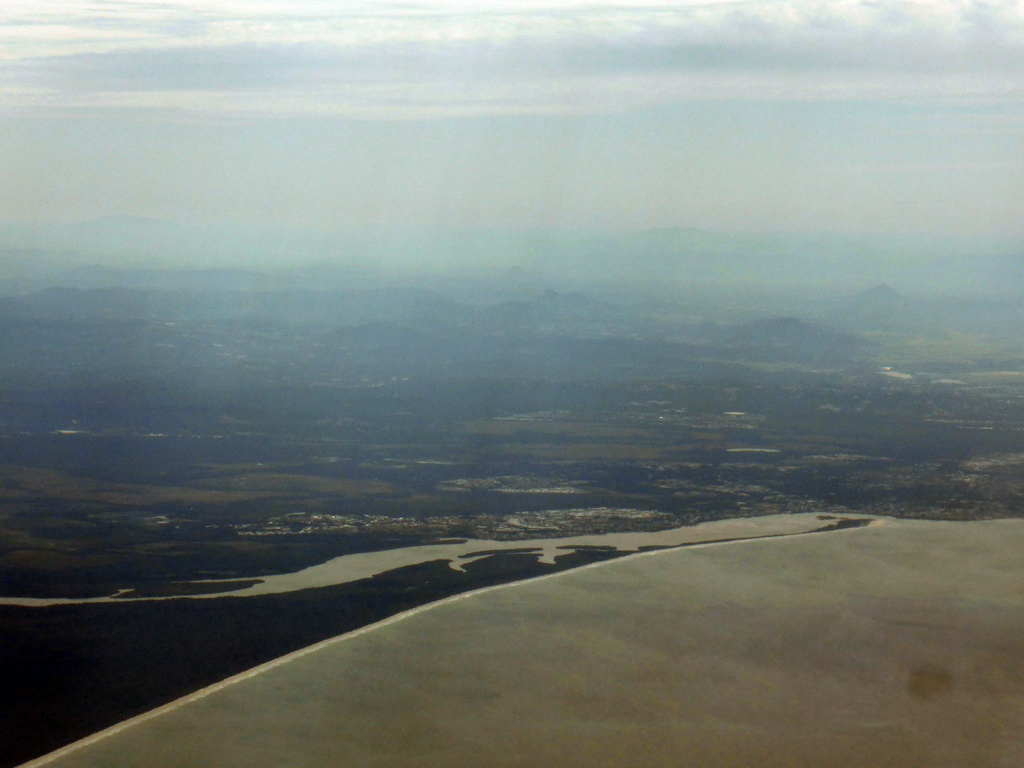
top-left (25, 516), bottom-right (1024, 768)
top-left (0, 512), bottom-right (846, 606)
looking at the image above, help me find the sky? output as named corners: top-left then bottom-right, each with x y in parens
top-left (1, 0), bottom-right (1023, 239)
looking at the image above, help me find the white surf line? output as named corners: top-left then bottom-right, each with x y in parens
top-left (17, 516), bottom-right (877, 768)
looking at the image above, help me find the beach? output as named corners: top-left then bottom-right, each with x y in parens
top-left (22, 516), bottom-right (1024, 768)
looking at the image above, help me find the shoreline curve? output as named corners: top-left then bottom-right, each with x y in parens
top-left (16, 513), bottom-right (879, 768)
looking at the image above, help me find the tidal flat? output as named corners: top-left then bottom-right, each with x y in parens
top-left (1, 512), bottom-right (840, 606)
top-left (1, 514), bottom-right (853, 766)
top-left (24, 517), bottom-right (1024, 768)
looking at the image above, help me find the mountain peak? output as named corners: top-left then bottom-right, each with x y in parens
top-left (857, 283), bottom-right (903, 302)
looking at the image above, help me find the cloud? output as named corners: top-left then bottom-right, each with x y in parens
top-left (2, 0), bottom-right (1023, 118)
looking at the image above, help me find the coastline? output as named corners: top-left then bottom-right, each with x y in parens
top-left (22, 514), bottom-right (1024, 768)
top-left (0, 512), bottom-right (861, 606)
top-left (17, 513), bottom-right (878, 768)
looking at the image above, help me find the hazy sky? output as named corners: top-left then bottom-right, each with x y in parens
top-left (1, 0), bottom-right (1022, 236)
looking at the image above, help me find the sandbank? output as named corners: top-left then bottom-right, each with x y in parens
top-left (23, 516), bottom-right (1024, 768)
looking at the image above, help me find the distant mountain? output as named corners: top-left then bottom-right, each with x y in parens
top-left (848, 283), bottom-right (907, 310)
top-left (1, 219), bottom-right (1020, 299)
top-left (712, 316), bottom-right (873, 364)
top-left (826, 282), bottom-right (920, 331)
top-left (0, 287), bottom-right (159, 320)
top-left (0, 285), bottom-right (470, 327)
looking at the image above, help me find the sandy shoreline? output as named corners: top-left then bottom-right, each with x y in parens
top-left (1, 512), bottom-right (851, 606)
top-left (17, 513), bottom-right (877, 768)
